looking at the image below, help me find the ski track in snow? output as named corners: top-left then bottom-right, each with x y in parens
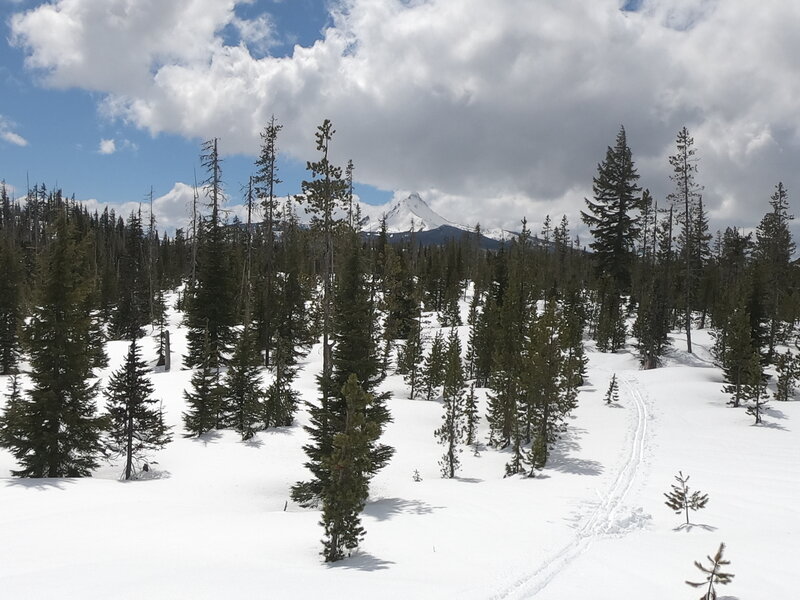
top-left (492, 372), bottom-right (650, 599)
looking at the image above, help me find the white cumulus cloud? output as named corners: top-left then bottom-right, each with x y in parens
top-left (10, 0), bottom-right (800, 232)
top-left (0, 116), bottom-right (28, 147)
top-left (98, 138), bottom-right (116, 155)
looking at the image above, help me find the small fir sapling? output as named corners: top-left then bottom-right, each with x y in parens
top-left (745, 391), bottom-right (769, 424)
top-left (603, 374), bottom-right (620, 405)
top-left (686, 542), bottom-right (734, 600)
top-left (742, 352), bottom-right (769, 424)
top-left (664, 470), bottom-right (709, 525)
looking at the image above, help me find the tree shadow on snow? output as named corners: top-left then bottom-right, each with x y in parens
top-left (3, 477), bottom-right (75, 490)
top-left (763, 406), bottom-right (788, 420)
top-left (663, 348), bottom-right (717, 371)
top-left (242, 437), bottom-right (265, 449)
top-left (755, 420), bottom-right (789, 432)
top-left (363, 497), bottom-right (441, 521)
top-left (327, 551), bottom-right (394, 571)
top-left (190, 430), bottom-right (224, 445)
top-left (546, 428), bottom-right (604, 476)
top-left (673, 522), bottom-right (717, 532)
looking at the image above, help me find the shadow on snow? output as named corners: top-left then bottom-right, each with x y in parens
top-left (363, 497), bottom-right (442, 521)
top-left (545, 427), bottom-right (604, 477)
top-left (327, 551), bottom-right (395, 571)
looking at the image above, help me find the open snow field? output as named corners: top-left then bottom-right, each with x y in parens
top-left (2, 304), bottom-right (799, 599)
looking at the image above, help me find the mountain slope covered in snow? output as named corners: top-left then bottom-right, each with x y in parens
top-left (359, 193), bottom-right (462, 234)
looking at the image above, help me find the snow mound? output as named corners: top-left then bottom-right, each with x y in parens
top-left (603, 506), bottom-right (652, 536)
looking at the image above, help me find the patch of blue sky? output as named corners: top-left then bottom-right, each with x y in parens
top-left (0, 1), bottom-right (390, 209)
top-left (621, 0), bottom-right (644, 12)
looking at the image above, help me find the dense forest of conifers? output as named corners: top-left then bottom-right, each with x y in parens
top-left (0, 120), bottom-right (798, 560)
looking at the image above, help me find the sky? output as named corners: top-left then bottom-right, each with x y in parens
top-left (2, 0), bottom-right (800, 236)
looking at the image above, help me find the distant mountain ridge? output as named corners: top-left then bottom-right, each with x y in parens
top-left (284, 192), bottom-right (518, 247)
top-left (359, 192), bottom-right (460, 233)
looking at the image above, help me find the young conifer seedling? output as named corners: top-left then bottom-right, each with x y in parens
top-left (686, 542), bottom-right (733, 600)
top-left (603, 374), bottom-right (620, 405)
top-left (664, 470), bottom-right (709, 526)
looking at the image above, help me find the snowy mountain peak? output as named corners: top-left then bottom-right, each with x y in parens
top-left (360, 193), bottom-right (460, 234)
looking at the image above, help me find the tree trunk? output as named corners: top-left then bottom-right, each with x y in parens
top-left (125, 410), bottom-right (134, 481)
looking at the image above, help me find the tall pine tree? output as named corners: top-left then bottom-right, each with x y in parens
top-left (581, 126), bottom-right (643, 351)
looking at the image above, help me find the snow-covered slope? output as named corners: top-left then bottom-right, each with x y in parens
top-left (359, 193), bottom-right (462, 234)
top-left (1, 298), bottom-right (798, 599)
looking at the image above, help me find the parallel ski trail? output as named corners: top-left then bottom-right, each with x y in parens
top-left (492, 373), bottom-right (649, 599)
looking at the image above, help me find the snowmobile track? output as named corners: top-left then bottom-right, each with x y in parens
top-left (492, 373), bottom-right (649, 599)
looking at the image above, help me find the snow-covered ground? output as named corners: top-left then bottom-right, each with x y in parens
top-left (1, 301), bottom-right (798, 599)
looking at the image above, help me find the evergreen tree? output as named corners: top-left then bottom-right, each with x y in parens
top-left (222, 325), bottom-right (265, 440)
top-left (525, 299), bottom-right (578, 474)
top-left (435, 329), bottom-right (465, 478)
top-left (486, 356), bottom-right (520, 451)
top-left (719, 306), bottom-right (762, 408)
top-left (154, 288), bottom-right (170, 369)
top-left (634, 275), bottom-right (672, 369)
top-left (185, 138), bottom-right (236, 370)
top-left (302, 119), bottom-right (347, 439)
top-left (754, 182), bottom-right (795, 360)
top-left (383, 247), bottom-right (418, 341)
top-left (109, 210), bottom-right (150, 340)
top-left (293, 232), bottom-right (393, 507)
top-left (471, 292), bottom-right (500, 387)
top-left (668, 127), bottom-right (703, 354)
top-left (0, 234), bottom-right (24, 374)
top-left (686, 543), bottom-right (734, 600)
top-left (0, 213), bottom-right (104, 477)
top-left (291, 121), bottom-right (347, 508)
top-left (774, 349), bottom-right (799, 402)
top-left (421, 330), bottom-right (446, 401)
top-left (603, 374), bottom-right (620, 405)
top-left (581, 126), bottom-right (644, 351)
top-left (664, 470), bottom-right (709, 526)
top-left (254, 116), bottom-right (283, 366)
top-left (320, 375), bottom-right (381, 562)
top-left (561, 290), bottom-right (589, 387)
top-left (464, 383), bottom-right (479, 448)
top-left (396, 313), bottom-right (424, 399)
top-left (182, 332), bottom-right (223, 437)
top-left (693, 197), bottom-right (713, 329)
top-left (464, 291), bottom-right (481, 380)
top-left (743, 356), bottom-right (769, 425)
top-left (633, 199), bottom-right (673, 370)
top-left (264, 330), bottom-right (300, 427)
top-left (104, 339), bottom-right (172, 480)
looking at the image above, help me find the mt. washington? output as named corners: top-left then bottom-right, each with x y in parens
top-left (358, 193), bottom-right (516, 244)
top-left (359, 193), bottom-right (461, 234)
